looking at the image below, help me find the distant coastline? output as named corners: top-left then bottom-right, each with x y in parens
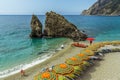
top-left (80, 14), bottom-right (120, 17)
top-left (81, 0), bottom-right (120, 16)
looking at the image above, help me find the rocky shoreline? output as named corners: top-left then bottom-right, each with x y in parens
top-left (81, 0), bottom-right (120, 16)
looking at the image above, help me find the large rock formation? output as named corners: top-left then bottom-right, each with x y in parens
top-left (44, 11), bottom-right (87, 41)
top-left (82, 0), bottom-right (120, 16)
top-left (30, 15), bottom-right (43, 38)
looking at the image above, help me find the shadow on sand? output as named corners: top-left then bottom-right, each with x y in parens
top-left (77, 59), bottom-right (104, 80)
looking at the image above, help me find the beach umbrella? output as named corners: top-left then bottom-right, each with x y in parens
top-left (97, 43), bottom-right (105, 47)
top-left (34, 71), bottom-right (58, 80)
top-left (103, 42), bottom-right (112, 45)
top-left (80, 61), bottom-right (91, 70)
top-left (65, 57), bottom-right (86, 75)
top-left (53, 63), bottom-right (74, 75)
top-left (86, 46), bottom-right (98, 51)
top-left (65, 57), bottom-right (83, 66)
top-left (81, 50), bottom-right (95, 56)
top-left (112, 41), bottom-right (120, 45)
top-left (74, 54), bottom-right (91, 70)
top-left (86, 38), bottom-right (95, 45)
top-left (86, 38), bottom-right (95, 41)
top-left (90, 43), bottom-right (105, 50)
top-left (75, 53), bottom-right (90, 61)
top-left (58, 75), bottom-right (67, 80)
top-left (53, 63), bottom-right (76, 79)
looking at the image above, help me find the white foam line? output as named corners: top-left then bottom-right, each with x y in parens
top-left (0, 54), bottom-right (52, 78)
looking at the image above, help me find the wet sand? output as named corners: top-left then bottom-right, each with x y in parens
top-left (79, 52), bottom-right (120, 80)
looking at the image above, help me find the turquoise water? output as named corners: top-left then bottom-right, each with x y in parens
top-left (0, 15), bottom-right (120, 72)
top-left (0, 15), bottom-right (70, 72)
top-left (65, 16), bottom-right (120, 41)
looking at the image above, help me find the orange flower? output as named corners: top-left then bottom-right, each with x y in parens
top-left (41, 72), bottom-right (50, 79)
top-left (60, 64), bottom-right (67, 68)
top-left (70, 57), bottom-right (77, 61)
top-left (78, 53), bottom-right (84, 57)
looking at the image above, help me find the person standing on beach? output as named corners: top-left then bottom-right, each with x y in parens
top-left (90, 40), bottom-right (93, 45)
top-left (20, 69), bottom-right (25, 77)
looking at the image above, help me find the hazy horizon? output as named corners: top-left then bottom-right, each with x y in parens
top-left (0, 0), bottom-right (97, 15)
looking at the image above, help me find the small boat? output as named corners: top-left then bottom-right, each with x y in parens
top-left (71, 43), bottom-right (87, 48)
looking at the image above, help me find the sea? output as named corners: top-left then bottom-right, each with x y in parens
top-left (0, 15), bottom-right (120, 77)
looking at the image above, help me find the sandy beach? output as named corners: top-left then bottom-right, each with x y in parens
top-left (2, 42), bottom-right (120, 80)
top-left (79, 52), bottom-right (120, 80)
top-left (1, 41), bottom-right (87, 80)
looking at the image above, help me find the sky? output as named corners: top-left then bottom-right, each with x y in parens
top-left (0, 0), bottom-right (97, 15)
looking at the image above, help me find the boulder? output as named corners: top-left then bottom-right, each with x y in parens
top-left (44, 11), bottom-right (87, 41)
top-left (30, 15), bottom-right (43, 38)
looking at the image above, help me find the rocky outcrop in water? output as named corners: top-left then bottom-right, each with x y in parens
top-left (30, 15), bottom-right (42, 38)
top-left (30, 12), bottom-right (87, 41)
top-left (82, 0), bottom-right (120, 16)
top-left (44, 11), bottom-right (87, 41)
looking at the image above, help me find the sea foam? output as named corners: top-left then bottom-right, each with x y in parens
top-left (0, 54), bottom-right (52, 78)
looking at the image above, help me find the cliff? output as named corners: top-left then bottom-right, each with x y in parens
top-left (82, 0), bottom-right (120, 16)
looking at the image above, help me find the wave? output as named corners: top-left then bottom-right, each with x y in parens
top-left (0, 43), bottom-right (66, 78)
top-left (0, 54), bottom-right (52, 78)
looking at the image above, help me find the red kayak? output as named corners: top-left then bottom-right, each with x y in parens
top-left (71, 43), bottom-right (87, 48)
